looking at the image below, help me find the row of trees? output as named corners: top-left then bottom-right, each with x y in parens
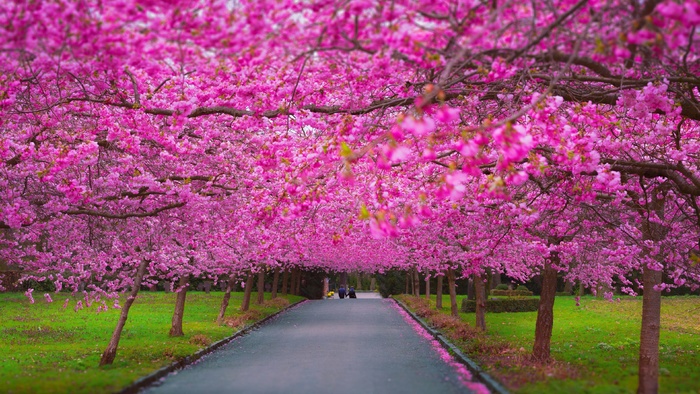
top-left (1, 1), bottom-right (699, 392)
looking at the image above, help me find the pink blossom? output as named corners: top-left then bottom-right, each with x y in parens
top-left (24, 289), bottom-right (34, 304)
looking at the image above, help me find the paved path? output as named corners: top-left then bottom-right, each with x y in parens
top-left (144, 299), bottom-right (477, 394)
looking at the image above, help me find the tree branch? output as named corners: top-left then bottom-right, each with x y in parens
top-left (64, 202), bottom-right (186, 219)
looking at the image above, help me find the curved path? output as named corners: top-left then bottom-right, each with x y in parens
top-left (144, 297), bottom-right (480, 394)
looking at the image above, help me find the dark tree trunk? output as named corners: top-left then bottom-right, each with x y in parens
top-left (447, 268), bottom-right (458, 317)
top-left (490, 270), bottom-right (502, 289)
top-left (271, 267), bottom-right (280, 299)
top-left (217, 278), bottom-right (233, 325)
top-left (637, 266), bottom-right (662, 394)
top-left (281, 269), bottom-right (289, 296)
top-left (474, 272), bottom-right (487, 332)
top-left (100, 259), bottom-right (148, 366)
top-left (436, 274), bottom-right (443, 310)
top-left (290, 268), bottom-right (298, 295)
top-left (240, 272), bottom-right (254, 312)
top-left (356, 271), bottom-right (362, 290)
top-left (533, 254), bottom-right (559, 361)
top-left (424, 268), bottom-right (431, 301)
top-left (297, 269), bottom-right (302, 295)
top-left (412, 267), bottom-right (420, 297)
top-left (563, 280), bottom-right (573, 295)
top-left (296, 269), bottom-right (303, 295)
top-left (169, 275), bottom-right (189, 337)
top-left (467, 278), bottom-right (476, 300)
top-left (370, 276), bottom-right (376, 291)
top-left (405, 271), bottom-right (410, 294)
top-left (256, 268), bottom-right (265, 305)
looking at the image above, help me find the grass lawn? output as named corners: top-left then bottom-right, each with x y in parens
top-left (403, 294), bottom-right (700, 394)
top-left (0, 291), bottom-right (303, 394)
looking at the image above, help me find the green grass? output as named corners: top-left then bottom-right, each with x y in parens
top-left (419, 294), bottom-right (700, 393)
top-left (0, 291), bottom-right (303, 394)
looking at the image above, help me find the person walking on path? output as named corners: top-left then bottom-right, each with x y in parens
top-left (348, 287), bottom-right (356, 298)
top-left (338, 285), bottom-right (346, 299)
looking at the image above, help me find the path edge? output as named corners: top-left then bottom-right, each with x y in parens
top-left (117, 298), bottom-right (307, 394)
top-left (391, 298), bottom-right (510, 394)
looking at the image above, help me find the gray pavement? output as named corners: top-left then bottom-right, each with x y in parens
top-left (144, 298), bottom-right (476, 394)
top-left (329, 290), bottom-right (383, 299)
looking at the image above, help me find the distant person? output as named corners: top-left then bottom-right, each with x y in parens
top-left (348, 286), bottom-right (357, 298)
top-left (338, 286), bottom-right (346, 299)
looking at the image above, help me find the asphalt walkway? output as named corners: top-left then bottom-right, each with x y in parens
top-left (144, 298), bottom-right (480, 394)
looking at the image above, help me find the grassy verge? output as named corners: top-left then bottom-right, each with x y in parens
top-left (395, 294), bottom-right (700, 394)
top-left (0, 291), bottom-right (303, 394)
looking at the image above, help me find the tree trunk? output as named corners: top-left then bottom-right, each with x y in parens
top-left (637, 267), bottom-right (662, 394)
top-left (490, 270), bottom-right (502, 289)
top-left (467, 277), bottom-right (476, 300)
top-left (370, 276), bottom-right (376, 291)
top-left (424, 268), bottom-right (431, 301)
top-left (533, 254), bottom-right (559, 361)
top-left (281, 269), bottom-right (289, 296)
top-left (405, 271), bottom-right (410, 294)
top-left (636, 196), bottom-right (667, 394)
top-left (412, 267), bottom-right (420, 297)
top-left (217, 278), bottom-right (233, 325)
top-left (436, 274), bottom-right (443, 310)
top-left (356, 271), bottom-right (362, 290)
top-left (256, 268), bottom-right (265, 305)
top-left (240, 272), bottom-right (254, 312)
top-left (474, 272), bottom-right (487, 332)
top-left (292, 268), bottom-right (301, 295)
top-left (290, 268), bottom-right (298, 295)
top-left (169, 275), bottom-right (189, 337)
top-left (271, 267), bottom-right (280, 299)
top-left (99, 259), bottom-right (148, 366)
top-left (447, 268), bottom-right (458, 317)
top-left (563, 280), bottom-right (573, 295)
top-left (296, 269), bottom-right (303, 295)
